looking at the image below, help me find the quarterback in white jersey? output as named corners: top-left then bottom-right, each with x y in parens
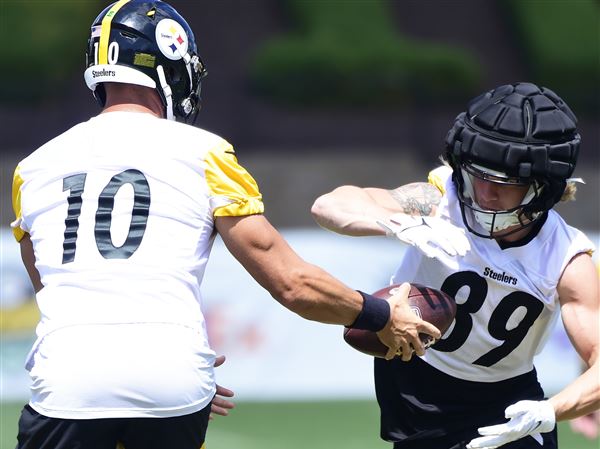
top-left (312, 82), bottom-right (599, 449)
top-left (11, 1), bottom-right (439, 449)
top-left (12, 111), bottom-right (261, 419)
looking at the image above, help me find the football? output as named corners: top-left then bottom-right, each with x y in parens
top-left (343, 283), bottom-right (456, 358)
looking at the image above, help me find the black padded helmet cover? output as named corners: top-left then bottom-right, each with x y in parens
top-left (445, 82), bottom-right (580, 213)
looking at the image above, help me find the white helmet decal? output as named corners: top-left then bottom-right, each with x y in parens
top-left (155, 18), bottom-right (189, 61)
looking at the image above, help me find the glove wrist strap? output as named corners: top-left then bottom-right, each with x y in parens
top-left (350, 292), bottom-right (390, 332)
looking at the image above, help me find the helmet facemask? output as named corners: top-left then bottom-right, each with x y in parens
top-left (456, 162), bottom-right (543, 239)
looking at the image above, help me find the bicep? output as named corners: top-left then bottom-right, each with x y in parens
top-left (558, 252), bottom-right (599, 367)
top-left (19, 233), bottom-right (43, 293)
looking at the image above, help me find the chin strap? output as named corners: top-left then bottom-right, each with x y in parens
top-left (156, 65), bottom-right (174, 121)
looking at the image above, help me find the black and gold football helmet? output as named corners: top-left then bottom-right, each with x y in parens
top-left (84, 0), bottom-right (207, 123)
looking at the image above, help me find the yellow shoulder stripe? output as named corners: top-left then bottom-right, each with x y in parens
top-left (427, 171), bottom-right (446, 194)
top-left (205, 142), bottom-right (264, 217)
top-left (12, 165), bottom-right (25, 242)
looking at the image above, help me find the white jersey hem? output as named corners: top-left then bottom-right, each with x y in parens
top-left (28, 388), bottom-right (215, 420)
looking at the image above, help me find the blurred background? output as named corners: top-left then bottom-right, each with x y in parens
top-left (1, 1), bottom-right (598, 448)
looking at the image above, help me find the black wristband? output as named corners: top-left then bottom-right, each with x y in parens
top-left (349, 291), bottom-right (391, 332)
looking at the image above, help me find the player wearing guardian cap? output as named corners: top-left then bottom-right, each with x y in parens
top-left (312, 82), bottom-right (599, 449)
top-left (12, 1), bottom-right (435, 448)
top-left (444, 82), bottom-right (581, 239)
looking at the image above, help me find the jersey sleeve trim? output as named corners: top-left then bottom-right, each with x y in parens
top-left (11, 165), bottom-right (26, 242)
top-left (427, 165), bottom-right (452, 195)
top-left (204, 142), bottom-right (264, 217)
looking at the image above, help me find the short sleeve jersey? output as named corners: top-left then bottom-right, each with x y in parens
top-left (11, 111), bottom-right (264, 418)
top-left (391, 166), bottom-right (595, 382)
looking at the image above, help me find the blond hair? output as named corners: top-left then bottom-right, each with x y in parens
top-left (560, 181), bottom-right (578, 202)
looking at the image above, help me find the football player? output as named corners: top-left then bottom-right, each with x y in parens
top-left (11, 1), bottom-right (440, 448)
top-left (312, 82), bottom-right (599, 449)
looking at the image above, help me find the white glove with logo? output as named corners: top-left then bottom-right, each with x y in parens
top-left (467, 400), bottom-right (556, 449)
top-left (377, 213), bottom-right (470, 259)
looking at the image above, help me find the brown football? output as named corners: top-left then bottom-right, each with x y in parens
top-left (343, 283), bottom-right (456, 358)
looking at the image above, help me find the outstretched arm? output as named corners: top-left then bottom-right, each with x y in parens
top-left (216, 214), bottom-right (364, 324)
top-left (215, 214), bottom-right (441, 359)
top-left (311, 183), bottom-right (441, 236)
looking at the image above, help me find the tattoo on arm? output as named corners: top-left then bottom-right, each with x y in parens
top-left (389, 183), bottom-right (442, 216)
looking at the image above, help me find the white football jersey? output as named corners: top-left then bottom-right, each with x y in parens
top-left (391, 166), bottom-right (595, 382)
top-left (11, 111), bottom-right (264, 418)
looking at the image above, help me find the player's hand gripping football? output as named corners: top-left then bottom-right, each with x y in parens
top-left (210, 355), bottom-right (235, 419)
top-left (466, 400), bottom-right (555, 448)
top-left (376, 282), bottom-right (442, 361)
top-left (377, 213), bottom-right (470, 259)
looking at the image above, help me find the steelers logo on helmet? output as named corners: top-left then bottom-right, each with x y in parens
top-left (155, 18), bottom-right (189, 61)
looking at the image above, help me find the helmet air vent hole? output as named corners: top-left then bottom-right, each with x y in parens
top-left (120, 31), bottom-right (137, 40)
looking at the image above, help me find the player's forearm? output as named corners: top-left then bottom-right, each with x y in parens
top-left (312, 210), bottom-right (384, 236)
top-left (550, 360), bottom-right (600, 421)
top-left (272, 263), bottom-right (364, 325)
top-left (311, 188), bottom-right (388, 236)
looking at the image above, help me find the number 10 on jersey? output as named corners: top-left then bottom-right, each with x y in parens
top-left (62, 169), bottom-right (150, 263)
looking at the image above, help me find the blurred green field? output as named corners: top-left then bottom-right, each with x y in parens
top-left (1, 400), bottom-right (598, 449)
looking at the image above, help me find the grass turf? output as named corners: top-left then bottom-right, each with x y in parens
top-left (1, 400), bottom-right (598, 449)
